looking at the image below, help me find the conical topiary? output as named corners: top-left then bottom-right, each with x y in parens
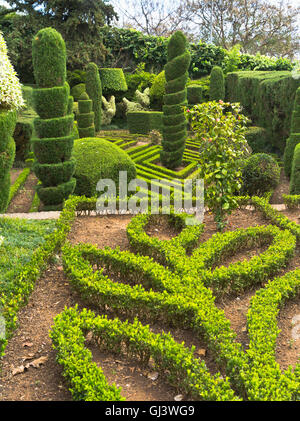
top-left (85, 62), bottom-right (102, 132)
top-left (77, 92), bottom-right (95, 138)
top-left (284, 86), bottom-right (300, 177)
top-left (32, 27), bottom-right (76, 210)
top-left (209, 66), bottom-right (225, 101)
top-left (160, 31), bottom-right (191, 169)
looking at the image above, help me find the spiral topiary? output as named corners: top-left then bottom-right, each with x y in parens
top-left (85, 63), bottom-right (102, 132)
top-left (32, 27), bottom-right (76, 210)
top-left (160, 31), bottom-right (191, 169)
top-left (77, 92), bottom-right (95, 138)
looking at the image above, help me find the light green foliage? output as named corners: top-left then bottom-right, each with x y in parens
top-left (85, 63), bottom-right (102, 132)
top-left (186, 101), bottom-right (250, 230)
top-left (210, 66), bottom-right (225, 101)
top-left (150, 70), bottom-right (166, 110)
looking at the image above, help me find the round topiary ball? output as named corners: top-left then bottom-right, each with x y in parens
top-left (241, 153), bottom-right (280, 196)
top-left (72, 138), bottom-right (136, 197)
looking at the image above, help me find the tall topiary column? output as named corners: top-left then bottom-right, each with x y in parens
top-left (290, 143), bottom-right (300, 194)
top-left (32, 27), bottom-right (76, 210)
top-left (209, 66), bottom-right (225, 101)
top-left (284, 87), bottom-right (300, 178)
top-left (85, 63), bottom-right (102, 132)
top-left (77, 92), bottom-right (95, 138)
top-left (160, 31), bottom-right (191, 169)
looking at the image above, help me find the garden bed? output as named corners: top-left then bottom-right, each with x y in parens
top-left (0, 204), bottom-right (299, 401)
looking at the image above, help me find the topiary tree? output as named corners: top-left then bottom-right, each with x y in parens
top-left (160, 31), bottom-right (191, 169)
top-left (284, 86), bottom-right (300, 178)
top-left (290, 143), bottom-right (300, 194)
top-left (0, 31), bottom-right (23, 212)
top-left (209, 66), bottom-right (225, 101)
top-left (77, 92), bottom-right (95, 138)
top-left (32, 27), bottom-right (76, 211)
top-left (149, 70), bottom-right (166, 110)
top-left (85, 63), bottom-right (102, 132)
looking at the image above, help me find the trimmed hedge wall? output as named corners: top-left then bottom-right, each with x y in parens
top-left (245, 126), bottom-right (269, 153)
top-left (284, 87), bottom-right (300, 177)
top-left (100, 68), bottom-right (128, 96)
top-left (290, 143), bottom-right (300, 194)
top-left (226, 71), bottom-right (300, 154)
top-left (161, 31), bottom-right (191, 169)
top-left (32, 28), bottom-right (76, 209)
top-left (0, 110), bottom-right (17, 212)
top-left (187, 85), bottom-right (203, 105)
top-left (127, 111), bottom-right (163, 135)
top-left (210, 66), bottom-right (225, 101)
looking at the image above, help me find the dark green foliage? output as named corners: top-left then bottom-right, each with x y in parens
top-left (36, 178), bottom-right (76, 207)
top-left (100, 68), bottom-right (128, 97)
top-left (241, 153), bottom-right (281, 196)
top-left (67, 69), bottom-right (86, 88)
top-left (127, 112), bottom-right (163, 135)
top-left (161, 31), bottom-right (191, 169)
top-left (187, 85), bottom-right (203, 105)
top-left (32, 27), bottom-right (75, 208)
top-left (210, 66), bottom-right (225, 101)
top-left (290, 143), bottom-right (300, 194)
top-left (13, 120), bottom-right (33, 162)
top-left (124, 65), bottom-right (156, 102)
top-left (284, 87), bottom-right (300, 178)
top-left (85, 63), bottom-right (102, 132)
top-left (226, 71), bottom-right (300, 154)
top-left (71, 83), bottom-right (86, 101)
top-left (33, 82), bottom-right (69, 119)
top-left (33, 158), bottom-right (76, 187)
top-left (72, 138), bottom-right (136, 197)
top-left (0, 110), bottom-right (17, 212)
top-left (31, 135), bottom-right (74, 164)
top-left (245, 126), bottom-right (270, 153)
top-left (77, 92), bottom-right (95, 138)
top-left (32, 27), bottom-right (66, 88)
top-left (34, 114), bottom-right (74, 138)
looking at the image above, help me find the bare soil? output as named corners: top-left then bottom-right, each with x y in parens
top-left (7, 173), bottom-right (38, 214)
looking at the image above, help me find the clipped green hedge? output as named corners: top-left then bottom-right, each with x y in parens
top-left (209, 66), bottom-right (225, 101)
top-left (0, 109), bottom-right (17, 212)
top-left (33, 82), bottom-right (70, 119)
top-left (85, 63), bottom-right (102, 132)
top-left (226, 71), bottom-right (300, 154)
top-left (77, 92), bottom-right (95, 138)
top-left (32, 27), bottom-right (66, 88)
top-left (34, 114), bottom-right (74, 139)
top-left (284, 87), bottom-right (300, 177)
top-left (100, 68), bottom-right (128, 96)
top-left (290, 143), bottom-right (300, 194)
top-left (32, 135), bottom-right (74, 164)
top-left (70, 83), bottom-right (86, 101)
top-left (72, 138), bottom-right (136, 197)
top-left (245, 126), bottom-right (270, 153)
top-left (127, 111), bottom-right (163, 134)
top-left (187, 85), bottom-right (203, 105)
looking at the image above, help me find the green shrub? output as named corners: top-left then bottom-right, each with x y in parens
top-left (13, 119), bottom-right (33, 162)
top-left (187, 85), bottom-right (203, 105)
top-left (100, 68), bottom-right (128, 97)
top-left (71, 83), bottom-right (86, 102)
top-left (32, 27), bottom-right (66, 88)
top-left (209, 66), bottom-right (225, 101)
top-left (290, 143), bottom-right (300, 194)
top-left (32, 27), bottom-right (75, 208)
top-left (85, 63), bottom-right (102, 132)
top-left (284, 87), bottom-right (300, 177)
top-left (72, 138), bottom-right (136, 197)
top-left (124, 64), bottom-right (156, 101)
top-left (33, 82), bottom-right (69, 119)
top-left (245, 126), bottom-right (270, 153)
top-left (161, 31), bottom-right (191, 169)
top-left (77, 92), bottom-right (95, 138)
top-left (127, 111), bottom-right (163, 135)
top-left (0, 109), bottom-right (17, 212)
top-left (241, 153), bottom-right (280, 196)
top-left (226, 71), bottom-right (300, 154)
top-left (150, 71), bottom-right (166, 110)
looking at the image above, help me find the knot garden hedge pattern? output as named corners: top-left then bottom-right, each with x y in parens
top-left (49, 197), bottom-right (300, 402)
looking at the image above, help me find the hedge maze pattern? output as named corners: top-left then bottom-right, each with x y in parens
top-left (50, 204), bottom-right (300, 401)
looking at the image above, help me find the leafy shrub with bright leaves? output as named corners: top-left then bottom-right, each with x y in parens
top-left (185, 101), bottom-right (250, 231)
top-left (0, 31), bottom-right (24, 111)
top-left (241, 153), bottom-right (281, 196)
top-left (72, 137), bottom-right (136, 197)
